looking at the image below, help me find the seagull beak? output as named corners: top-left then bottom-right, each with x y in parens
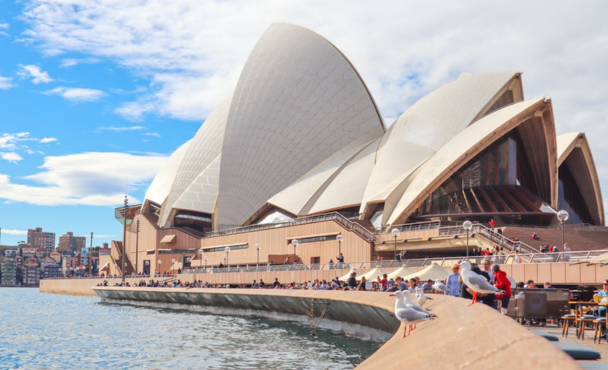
top-left (389, 294), bottom-right (394, 297)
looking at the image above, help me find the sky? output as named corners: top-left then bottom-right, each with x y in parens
top-left (0, 0), bottom-right (607, 247)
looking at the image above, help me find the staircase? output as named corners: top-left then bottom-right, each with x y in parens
top-left (500, 226), bottom-right (608, 252)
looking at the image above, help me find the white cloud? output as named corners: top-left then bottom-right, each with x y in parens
top-left (97, 126), bottom-right (145, 132)
top-left (39, 137), bottom-right (58, 143)
top-left (2, 229), bottom-right (27, 235)
top-left (1, 152), bottom-right (23, 163)
top-left (0, 22), bottom-right (8, 37)
top-left (0, 76), bottom-right (15, 89)
top-left (18, 64), bottom-right (53, 84)
top-left (17, 1), bottom-right (608, 211)
top-left (0, 152), bottom-right (166, 206)
top-left (45, 86), bottom-right (105, 101)
top-left (59, 57), bottom-right (100, 68)
top-left (92, 234), bottom-right (116, 238)
top-left (142, 132), bottom-right (160, 138)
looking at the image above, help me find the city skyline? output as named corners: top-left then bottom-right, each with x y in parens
top-left (1, 1), bottom-right (608, 247)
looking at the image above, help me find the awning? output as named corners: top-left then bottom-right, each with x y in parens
top-left (402, 264), bottom-right (449, 282)
top-left (169, 261), bottom-right (183, 271)
top-left (387, 265), bottom-right (416, 280)
top-left (99, 262), bottom-right (110, 271)
top-left (160, 235), bottom-right (176, 243)
top-left (338, 268), bottom-right (358, 282)
top-left (359, 267), bottom-right (387, 282)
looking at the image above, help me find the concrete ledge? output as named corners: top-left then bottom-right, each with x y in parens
top-left (92, 288), bottom-right (583, 370)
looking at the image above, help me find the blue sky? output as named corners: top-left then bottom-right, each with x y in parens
top-left (1, 1), bottom-right (607, 247)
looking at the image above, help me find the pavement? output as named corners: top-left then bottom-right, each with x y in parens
top-left (525, 321), bottom-right (608, 363)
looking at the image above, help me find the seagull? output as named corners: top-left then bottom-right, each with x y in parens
top-left (459, 261), bottom-right (504, 305)
top-left (403, 290), bottom-right (433, 316)
top-left (390, 291), bottom-right (435, 338)
top-left (433, 279), bottom-right (447, 292)
top-left (415, 287), bottom-right (428, 307)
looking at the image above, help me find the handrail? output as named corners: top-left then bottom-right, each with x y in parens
top-left (41, 249), bottom-right (608, 280)
top-left (204, 212), bottom-right (376, 243)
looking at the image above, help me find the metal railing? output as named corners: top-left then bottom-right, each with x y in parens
top-left (203, 212), bottom-right (376, 243)
top-left (375, 220), bottom-right (442, 234)
top-left (41, 250), bottom-right (607, 280)
top-left (179, 250), bottom-right (607, 275)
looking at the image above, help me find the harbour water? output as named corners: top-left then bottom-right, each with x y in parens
top-left (0, 289), bottom-right (381, 369)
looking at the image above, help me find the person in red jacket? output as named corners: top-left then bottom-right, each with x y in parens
top-left (492, 264), bottom-right (512, 314)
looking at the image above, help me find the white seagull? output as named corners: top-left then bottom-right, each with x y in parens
top-left (433, 279), bottom-right (447, 293)
top-left (403, 290), bottom-right (433, 316)
top-left (415, 287), bottom-right (428, 307)
top-left (390, 291), bottom-right (435, 338)
top-left (459, 261), bottom-right (504, 305)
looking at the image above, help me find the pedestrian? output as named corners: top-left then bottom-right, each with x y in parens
top-left (489, 218), bottom-right (495, 231)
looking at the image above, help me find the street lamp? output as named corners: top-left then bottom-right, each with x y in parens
top-left (463, 220), bottom-right (473, 258)
top-left (198, 250), bottom-right (204, 268)
top-left (223, 254), bottom-right (227, 266)
top-left (336, 234), bottom-right (343, 257)
top-left (391, 228), bottom-right (400, 260)
top-left (204, 256), bottom-right (207, 270)
top-left (122, 195), bottom-right (129, 284)
top-left (114, 263), bottom-right (118, 277)
top-left (255, 243), bottom-right (260, 268)
top-left (171, 259), bottom-right (177, 274)
top-left (135, 218), bottom-right (140, 275)
top-left (225, 246), bottom-right (231, 267)
top-left (557, 210), bottom-right (569, 250)
top-left (157, 259), bottom-right (162, 276)
top-left (292, 239), bottom-right (299, 263)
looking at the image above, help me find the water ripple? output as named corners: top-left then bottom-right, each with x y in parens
top-left (0, 289), bottom-right (380, 369)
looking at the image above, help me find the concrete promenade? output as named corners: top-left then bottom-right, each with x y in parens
top-left (88, 287), bottom-right (582, 370)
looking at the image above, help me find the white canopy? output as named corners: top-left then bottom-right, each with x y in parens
top-left (359, 267), bottom-right (387, 282)
top-left (402, 264), bottom-right (449, 282)
top-left (99, 262), bottom-right (110, 272)
top-left (338, 268), bottom-right (358, 282)
top-left (387, 266), bottom-right (416, 280)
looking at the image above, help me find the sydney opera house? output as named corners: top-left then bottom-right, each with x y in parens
top-left (102, 24), bottom-right (604, 276)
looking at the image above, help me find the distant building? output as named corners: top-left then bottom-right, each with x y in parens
top-left (22, 248), bottom-right (37, 257)
top-left (1, 258), bottom-right (16, 286)
top-left (4, 247), bottom-right (19, 257)
top-left (99, 247), bottom-right (111, 256)
top-left (27, 227), bottom-right (56, 253)
top-left (102, 242), bottom-right (109, 249)
top-left (43, 263), bottom-right (61, 278)
top-left (50, 251), bottom-right (61, 264)
top-left (14, 256), bottom-right (23, 268)
top-left (40, 257), bottom-right (56, 271)
top-left (58, 232), bottom-right (86, 252)
top-left (23, 262), bottom-right (39, 286)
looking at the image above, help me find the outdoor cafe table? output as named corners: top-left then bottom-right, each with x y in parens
top-left (569, 301), bottom-right (608, 338)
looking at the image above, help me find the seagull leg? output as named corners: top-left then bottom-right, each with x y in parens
top-left (468, 292), bottom-right (477, 306)
top-left (402, 325), bottom-right (407, 339)
top-left (413, 323), bottom-right (417, 330)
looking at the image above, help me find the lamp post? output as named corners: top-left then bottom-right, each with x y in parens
top-left (157, 259), bottom-right (162, 276)
top-left (255, 243), bottom-right (260, 268)
top-left (135, 219), bottom-right (140, 275)
top-left (204, 256), bottom-right (207, 270)
top-left (89, 232), bottom-right (93, 276)
top-left (336, 234), bottom-right (343, 257)
top-left (198, 250), bottom-right (204, 269)
top-left (463, 220), bottom-right (473, 258)
top-left (225, 246), bottom-right (231, 268)
top-left (292, 239), bottom-right (299, 263)
top-left (223, 254), bottom-right (227, 266)
top-left (122, 195), bottom-right (129, 284)
top-left (391, 228), bottom-right (400, 260)
top-left (114, 263), bottom-right (118, 277)
top-left (557, 210), bottom-right (569, 250)
top-left (171, 259), bottom-right (177, 274)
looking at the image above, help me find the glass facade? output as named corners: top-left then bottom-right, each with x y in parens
top-left (558, 162), bottom-right (594, 225)
top-left (412, 130), bottom-right (551, 222)
top-left (174, 210), bottom-right (213, 233)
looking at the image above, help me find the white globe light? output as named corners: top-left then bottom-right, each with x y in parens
top-left (158, 259), bottom-right (162, 264)
top-left (292, 239), bottom-right (299, 246)
top-left (463, 221), bottom-right (473, 231)
top-left (557, 210), bottom-right (569, 222)
top-left (336, 234), bottom-right (343, 242)
top-left (391, 228), bottom-right (400, 237)
top-left (225, 246), bottom-right (231, 253)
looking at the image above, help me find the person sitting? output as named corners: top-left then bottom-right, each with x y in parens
top-left (421, 279), bottom-right (434, 290)
top-left (531, 232), bottom-right (539, 240)
top-left (357, 276), bottom-right (368, 291)
top-left (347, 272), bottom-right (358, 291)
